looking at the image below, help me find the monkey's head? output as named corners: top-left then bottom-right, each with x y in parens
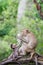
top-left (22, 29), bottom-right (30, 36)
top-left (11, 44), bottom-right (17, 49)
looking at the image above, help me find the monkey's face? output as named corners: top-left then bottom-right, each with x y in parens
top-left (11, 44), bottom-right (17, 49)
top-left (22, 29), bottom-right (29, 36)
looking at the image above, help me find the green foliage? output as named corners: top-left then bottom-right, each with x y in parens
top-left (0, 0), bottom-right (18, 37)
top-left (0, 40), bottom-right (12, 60)
top-left (0, 22), bottom-right (12, 36)
top-left (0, 0), bottom-right (18, 60)
top-left (0, 0), bottom-right (8, 14)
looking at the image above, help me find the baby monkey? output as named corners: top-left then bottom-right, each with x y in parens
top-left (8, 44), bottom-right (19, 60)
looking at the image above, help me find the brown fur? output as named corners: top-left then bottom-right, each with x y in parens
top-left (17, 29), bottom-right (37, 59)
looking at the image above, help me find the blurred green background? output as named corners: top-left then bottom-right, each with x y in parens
top-left (0, 0), bottom-right (43, 61)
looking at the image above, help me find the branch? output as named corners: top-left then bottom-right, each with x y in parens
top-left (0, 53), bottom-right (43, 65)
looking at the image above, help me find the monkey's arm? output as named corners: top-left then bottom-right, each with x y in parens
top-left (21, 38), bottom-right (29, 43)
top-left (17, 37), bottom-right (29, 43)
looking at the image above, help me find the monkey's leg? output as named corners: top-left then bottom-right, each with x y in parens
top-left (19, 46), bottom-right (26, 56)
top-left (19, 50), bottom-right (26, 56)
top-left (27, 51), bottom-right (35, 60)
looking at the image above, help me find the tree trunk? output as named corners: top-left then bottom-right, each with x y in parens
top-left (17, 0), bottom-right (27, 32)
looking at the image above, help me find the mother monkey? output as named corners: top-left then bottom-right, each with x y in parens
top-left (17, 29), bottom-right (37, 59)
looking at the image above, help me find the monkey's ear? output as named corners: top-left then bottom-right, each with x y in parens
top-left (26, 29), bottom-right (30, 33)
